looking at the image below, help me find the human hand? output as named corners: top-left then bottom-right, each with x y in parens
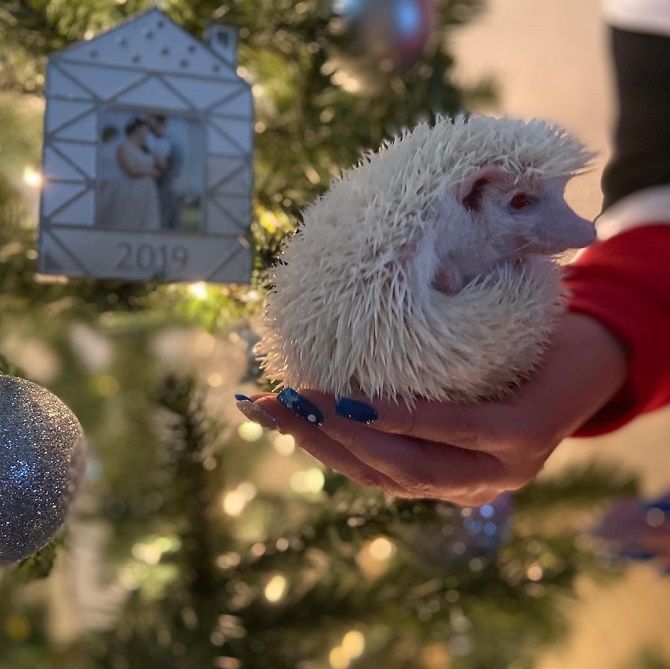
top-left (591, 493), bottom-right (670, 572)
top-left (238, 312), bottom-right (627, 506)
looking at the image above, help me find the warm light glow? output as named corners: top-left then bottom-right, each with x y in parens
top-left (527, 563), bottom-right (544, 581)
top-left (272, 433), bottom-right (295, 455)
top-left (329, 645), bottom-right (350, 669)
top-left (290, 467), bottom-right (325, 493)
top-left (238, 481), bottom-right (257, 499)
top-left (130, 536), bottom-right (179, 565)
top-left (188, 281), bottom-right (208, 299)
top-left (223, 490), bottom-right (247, 516)
top-left (264, 574), bottom-right (287, 602)
top-left (222, 482), bottom-right (257, 516)
top-left (369, 537), bottom-right (394, 561)
top-left (341, 630), bottom-right (365, 659)
top-left (132, 542), bottom-right (162, 565)
top-left (250, 542), bottom-right (266, 557)
top-left (216, 552), bottom-right (241, 569)
top-left (22, 166), bottom-right (43, 188)
top-left (207, 372), bottom-right (223, 387)
top-left (237, 421), bottom-right (264, 441)
top-left (331, 70), bottom-right (363, 93)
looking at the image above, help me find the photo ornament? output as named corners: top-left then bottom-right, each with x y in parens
top-left (37, 9), bottom-right (253, 283)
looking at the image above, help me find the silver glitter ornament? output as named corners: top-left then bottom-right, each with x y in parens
top-left (0, 375), bottom-right (86, 565)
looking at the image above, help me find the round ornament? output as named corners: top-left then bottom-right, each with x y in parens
top-left (0, 375), bottom-right (86, 565)
top-left (394, 494), bottom-right (514, 571)
top-left (335, 0), bottom-right (437, 66)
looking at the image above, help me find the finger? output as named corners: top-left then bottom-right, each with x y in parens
top-left (254, 397), bottom-right (413, 497)
top-left (446, 488), bottom-right (503, 507)
top-left (298, 389), bottom-right (503, 452)
top-left (248, 392), bottom-right (277, 401)
top-left (310, 400), bottom-right (504, 497)
top-left (255, 396), bottom-right (496, 504)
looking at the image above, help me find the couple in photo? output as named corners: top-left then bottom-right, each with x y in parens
top-left (99, 114), bottom-right (184, 231)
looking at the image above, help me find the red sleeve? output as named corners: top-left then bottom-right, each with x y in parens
top-left (562, 224), bottom-right (670, 437)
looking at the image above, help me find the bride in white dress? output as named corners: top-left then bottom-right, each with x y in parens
top-left (99, 118), bottom-right (161, 230)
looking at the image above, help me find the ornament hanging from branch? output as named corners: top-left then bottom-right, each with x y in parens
top-left (0, 376), bottom-right (86, 565)
top-left (334, 0), bottom-right (437, 67)
top-left (37, 9), bottom-right (254, 284)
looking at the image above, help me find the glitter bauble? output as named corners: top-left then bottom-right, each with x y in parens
top-left (0, 376), bottom-right (86, 565)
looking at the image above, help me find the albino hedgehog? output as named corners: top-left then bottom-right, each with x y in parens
top-left (255, 114), bottom-right (596, 405)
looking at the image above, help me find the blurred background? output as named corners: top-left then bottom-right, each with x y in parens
top-left (0, 1), bottom-right (669, 668)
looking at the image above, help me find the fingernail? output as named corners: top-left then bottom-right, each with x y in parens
top-left (621, 548), bottom-right (655, 561)
top-left (642, 498), bottom-right (670, 513)
top-left (236, 399), bottom-right (280, 431)
top-left (235, 393), bottom-right (252, 401)
top-left (335, 397), bottom-right (378, 424)
top-left (277, 387), bottom-right (323, 425)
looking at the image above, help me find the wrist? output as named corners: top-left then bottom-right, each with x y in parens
top-left (528, 311), bottom-right (628, 441)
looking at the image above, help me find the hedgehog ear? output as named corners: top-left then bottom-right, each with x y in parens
top-left (456, 166), bottom-right (508, 211)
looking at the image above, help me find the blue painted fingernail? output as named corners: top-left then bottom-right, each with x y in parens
top-left (235, 393), bottom-right (252, 401)
top-left (642, 498), bottom-right (670, 513)
top-left (335, 397), bottom-right (378, 424)
top-left (277, 388), bottom-right (323, 426)
top-left (621, 549), bottom-right (655, 561)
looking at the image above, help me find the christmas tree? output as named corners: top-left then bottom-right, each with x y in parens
top-left (0, 2), bottom-right (640, 668)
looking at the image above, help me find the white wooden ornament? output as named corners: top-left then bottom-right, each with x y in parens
top-left (38, 9), bottom-right (254, 283)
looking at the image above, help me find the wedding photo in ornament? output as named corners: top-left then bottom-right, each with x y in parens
top-left (37, 9), bottom-right (254, 283)
top-left (97, 109), bottom-right (204, 234)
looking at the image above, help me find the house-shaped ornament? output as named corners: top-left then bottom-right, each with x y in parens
top-left (38, 9), bottom-right (253, 283)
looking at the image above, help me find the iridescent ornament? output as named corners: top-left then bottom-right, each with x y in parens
top-left (0, 376), bottom-right (86, 565)
top-left (334, 0), bottom-right (436, 66)
top-left (395, 494), bottom-right (514, 570)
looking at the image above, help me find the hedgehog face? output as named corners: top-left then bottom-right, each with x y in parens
top-left (430, 166), bottom-right (595, 292)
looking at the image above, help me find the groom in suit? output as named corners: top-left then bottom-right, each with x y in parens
top-left (147, 114), bottom-right (185, 230)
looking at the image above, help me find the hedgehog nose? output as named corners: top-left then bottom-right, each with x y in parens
top-left (532, 210), bottom-right (596, 254)
top-left (566, 213), bottom-right (597, 247)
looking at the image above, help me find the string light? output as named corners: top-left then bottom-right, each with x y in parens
top-left (368, 536), bottom-right (394, 560)
top-left (526, 563), bottom-right (544, 582)
top-left (264, 574), bottom-right (287, 602)
top-left (22, 166), bottom-right (43, 188)
top-left (341, 630), bottom-right (365, 659)
top-left (289, 467), bottom-right (324, 493)
top-left (188, 282), bottom-right (208, 299)
top-left (272, 433), bottom-right (295, 455)
top-left (237, 421), bottom-right (263, 441)
top-left (222, 482), bottom-right (257, 516)
top-left (329, 645), bottom-right (351, 669)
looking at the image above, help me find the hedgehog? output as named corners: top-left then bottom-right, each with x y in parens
top-left (255, 114), bottom-right (596, 406)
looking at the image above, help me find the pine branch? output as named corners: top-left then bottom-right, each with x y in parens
top-left (157, 375), bottom-right (224, 597)
top-left (514, 460), bottom-right (639, 512)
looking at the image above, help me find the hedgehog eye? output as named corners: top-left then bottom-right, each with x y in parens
top-left (509, 193), bottom-right (529, 210)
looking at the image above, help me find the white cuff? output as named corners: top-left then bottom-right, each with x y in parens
top-left (596, 185), bottom-right (670, 240)
top-left (603, 0), bottom-right (670, 36)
